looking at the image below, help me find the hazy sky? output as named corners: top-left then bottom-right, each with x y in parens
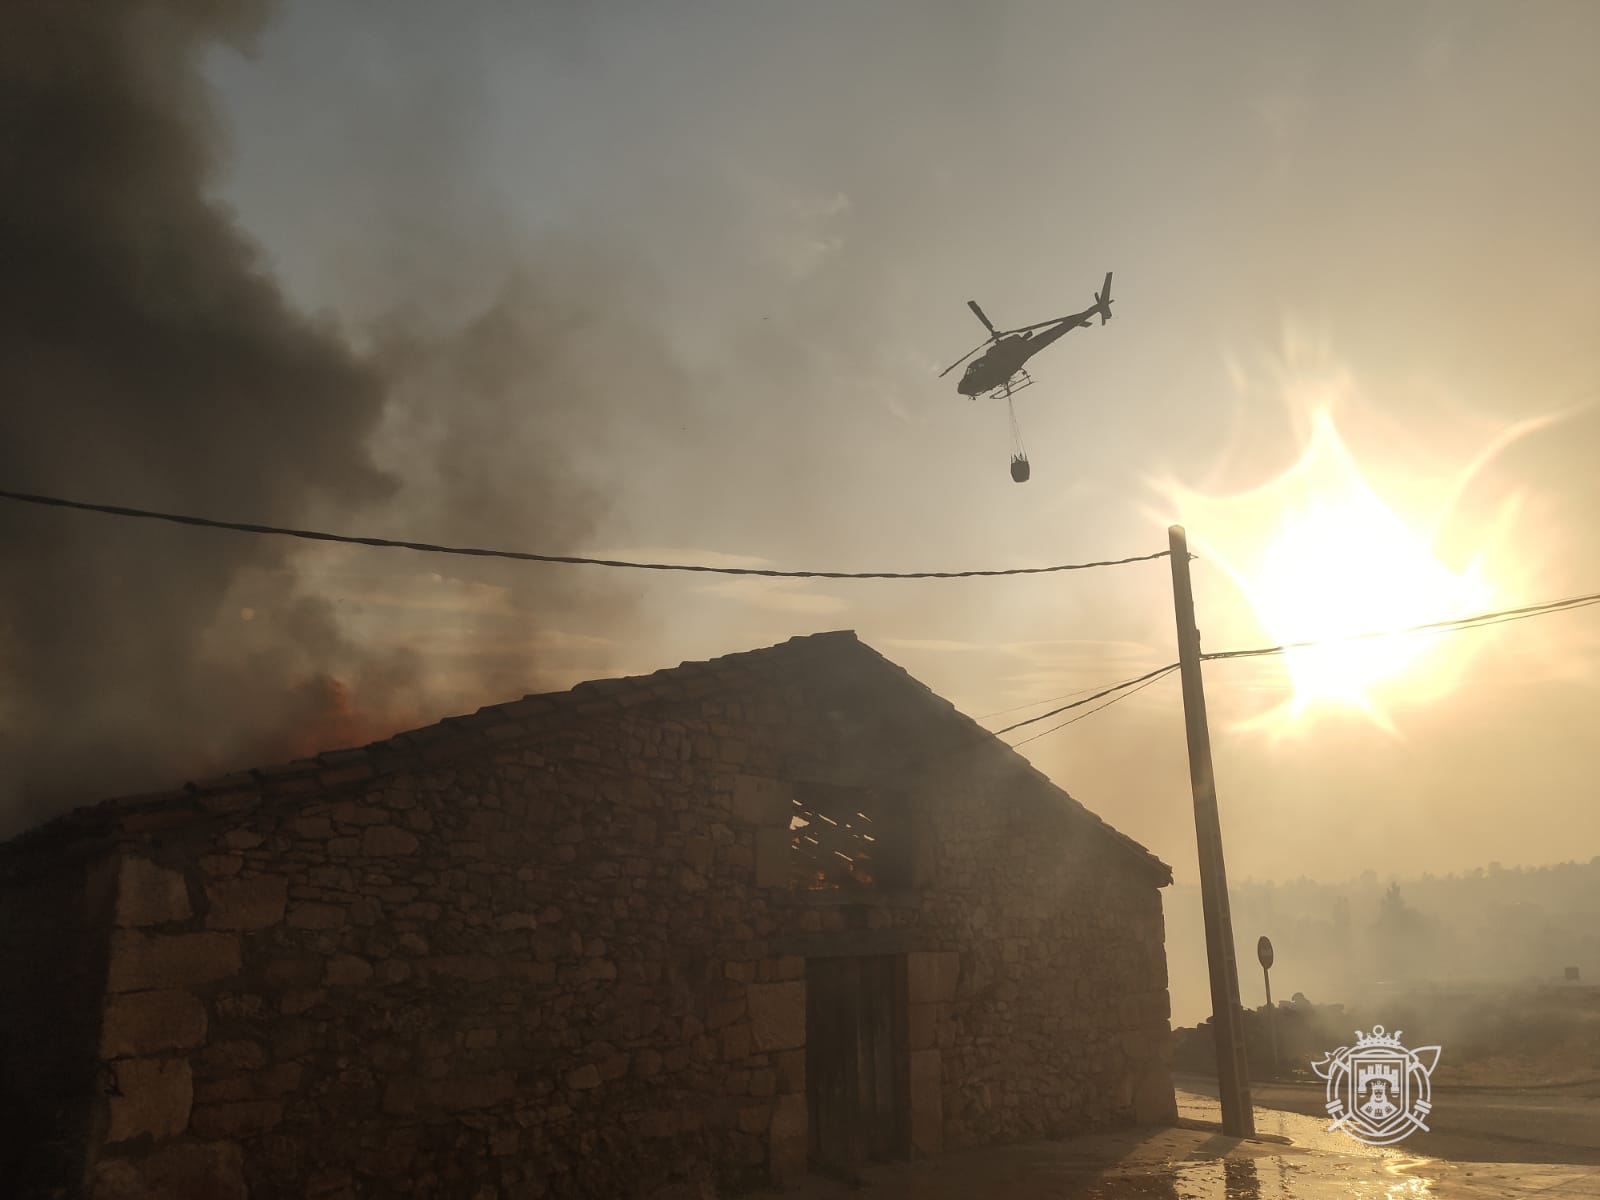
top-left (7, 1), bottom-right (1599, 910)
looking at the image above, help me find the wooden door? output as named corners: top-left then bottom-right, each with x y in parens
top-left (806, 955), bottom-right (907, 1174)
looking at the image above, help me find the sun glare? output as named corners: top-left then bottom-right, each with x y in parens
top-left (1224, 412), bottom-right (1493, 722)
top-left (1161, 382), bottom-right (1539, 735)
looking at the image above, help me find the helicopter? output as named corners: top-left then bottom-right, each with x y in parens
top-left (937, 272), bottom-right (1114, 482)
top-left (939, 272), bottom-right (1114, 401)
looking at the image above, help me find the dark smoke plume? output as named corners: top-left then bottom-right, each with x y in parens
top-left (0, 2), bottom-right (627, 837)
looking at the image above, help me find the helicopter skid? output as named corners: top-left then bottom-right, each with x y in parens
top-left (984, 373), bottom-right (1034, 402)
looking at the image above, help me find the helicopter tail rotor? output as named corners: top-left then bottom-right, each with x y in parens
top-left (1094, 272), bottom-right (1113, 325)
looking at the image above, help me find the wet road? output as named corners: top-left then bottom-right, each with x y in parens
top-left (1177, 1072), bottom-right (1600, 1166)
top-left (780, 1087), bottom-right (1600, 1198)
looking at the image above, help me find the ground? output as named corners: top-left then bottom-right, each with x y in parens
top-left (774, 1086), bottom-right (1600, 1199)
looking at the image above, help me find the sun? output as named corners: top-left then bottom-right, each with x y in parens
top-left (1228, 412), bottom-right (1492, 718)
top-left (1164, 408), bottom-right (1506, 732)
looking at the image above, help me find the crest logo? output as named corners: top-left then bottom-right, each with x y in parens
top-left (1311, 1024), bottom-right (1441, 1146)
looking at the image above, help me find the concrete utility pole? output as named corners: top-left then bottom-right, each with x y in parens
top-left (1168, 525), bottom-right (1255, 1137)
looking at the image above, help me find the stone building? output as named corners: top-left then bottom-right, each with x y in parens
top-left (0, 630), bottom-right (1177, 1199)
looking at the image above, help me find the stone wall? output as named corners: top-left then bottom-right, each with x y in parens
top-left (11, 636), bottom-right (1174, 1197)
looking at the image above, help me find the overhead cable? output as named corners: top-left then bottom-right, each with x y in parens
top-left (1200, 591), bottom-right (1600, 662)
top-left (997, 590), bottom-right (1600, 744)
top-left (975, 676), bottom-right (1146, 721)
top-left (1006, 665), bottom-right (1181, 748)
top-left (991, 664), bottom-right (1182, 735)
top-left (0, 488), bottom-right (1170, 580)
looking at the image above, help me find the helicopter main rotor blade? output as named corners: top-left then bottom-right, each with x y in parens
top-left (967, 300), bottom-right (998, 336)
top-left (937, 341), bottom-right (989, 378)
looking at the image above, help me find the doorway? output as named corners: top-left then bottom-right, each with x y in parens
top-left (805, 954), bottom-right (909, 1174)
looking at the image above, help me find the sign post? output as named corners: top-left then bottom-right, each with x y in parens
top-left (1168, 525), bottom-right (1254, 1136)
top-left (1258, 935), bottom-right (1279, 1077)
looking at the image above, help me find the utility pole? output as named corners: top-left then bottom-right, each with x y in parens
top-left (1168, 525), bottom-right (1255, 1137)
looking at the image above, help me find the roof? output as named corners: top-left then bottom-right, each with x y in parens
top-left (1, 630), bottom-right (1171, 884)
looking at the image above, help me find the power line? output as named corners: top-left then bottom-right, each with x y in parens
top-left (991, 664), bottom-right (1182, 735)
top-left (0, 488), bottom-right (1171, 580)
top-left (996, 589), bottom-right (1600, 745)
top-left (1200, 591), bottom-right (1600, 663)
top-left (1006, 665), bottom-right (1181, 748)
top-left (975, 676), bottom-right (1143, 721)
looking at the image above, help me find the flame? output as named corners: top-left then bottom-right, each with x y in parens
top-left (265, 675), bottom-right (424, 762)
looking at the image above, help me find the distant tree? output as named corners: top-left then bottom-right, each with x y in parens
top-left (1371, 882), bottom-right (1434, 981)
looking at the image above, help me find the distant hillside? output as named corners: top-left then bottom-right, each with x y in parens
top-left (1173, 984), bottom-right (1600, 1087)
top-left (1166, 857), bottom-right (1600, 1027)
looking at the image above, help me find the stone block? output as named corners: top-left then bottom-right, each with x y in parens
top-left (379, 1073), bottom-right (515, 1114)
top-left (737, 1101), bottom-right (770, 1134)
top-left (417, 955), bottom-right (501, 982)
top-left (633, 1049), bottom-right (663, 1078)
top-left (637, 1110), bottom-right (675, 1138)
top-left (747, 981), bottom-right (804, 1052)
top-left (90, 1140), bottom-right (245, 1200)
top-left (205, 874), bottom-right (288, 930)
top-left (199, 854), bottom-right (243, 878)
top-left (294, 816), bottom-right (334, 839)
top-left (684, 836), bottom-right (713, 872)
top-left (263, 957), bottom-right (324, 988)
top-left (115, 857), bottom-right (191, 926)
top-left (215, 994), bottom-right (263, 1022)
top-left (286, 901), bottom-right (346, 930)
top-left (731, 774), bottom-right (791, 825)
top-left (437, 1074), bottom-right (517, 1110)
top-left (204, 1040), bottom-right (265, 1070)
top-left (754, 828), bottom-right (793, 888)
top-left (906, 951), bottom-right (960, 1004)
top-left (1132, 1062), bottom-right (1178, 1125)
top-left (106, 1057), bottom-right (192, 1143)
top-left (909, 1049), bottom-right (942, 1156)
top-left (101, 989), bottom-right (208, 1058)
top-left (325, 955), bottom-right (374, 986)
top-left (108, 931), bottom-right (240, 992)
top-left (381, 1079), bottom-right (420, 1115)
top-left (769, 1093), bottom-right (808, 1185)
top-left (722, 1023), bottom-right (752, 1063)
top-left (908, 1002), bottom-right (942, 1051)
top-left (191, 1099), bottom-right (283, 1139)
top-left (305, 1167), bottom-right (356, 1198)
top-left (774, 1048), bottom-right (805, 1094)
top-left (709, 997), bottom-right (745, 1029)
top-left (567, 1064), bottom-right (601, 1090)
top-left (766, 954), bottom-right (806, 982)
top-left (364, 824), bottom-right (420, 856)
